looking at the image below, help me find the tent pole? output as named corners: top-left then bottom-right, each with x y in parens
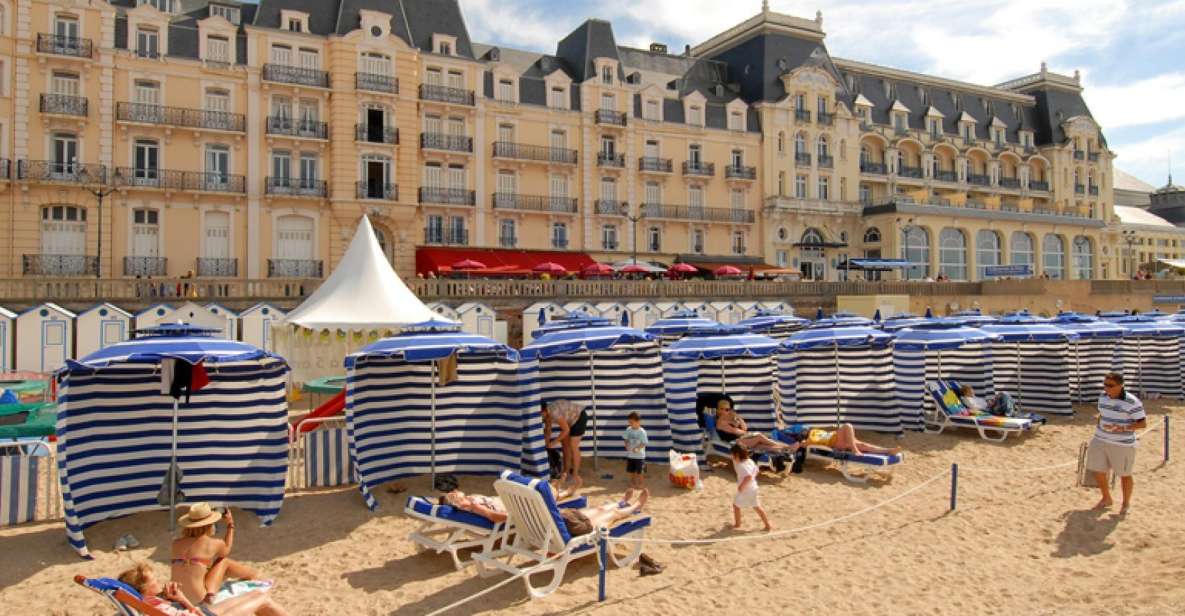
top-left (1015, 343), bottom-right (1022, 405)
top-left (430, 361), bottom-right (437, 488)
top-left (169, 397), bottom-right (178, 532)
top-left (588, 351), bottom-right (598, 471)
top-left (1074, 340), bottom-right (1082, 404)
top-left (834, 340), bottom-right (842, 425)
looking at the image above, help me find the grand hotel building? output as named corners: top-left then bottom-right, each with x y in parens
top-left (0, 0), bottom-right (1123, 282)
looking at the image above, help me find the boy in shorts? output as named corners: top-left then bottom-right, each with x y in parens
top-left (623, 411), bottom-right (648, 490)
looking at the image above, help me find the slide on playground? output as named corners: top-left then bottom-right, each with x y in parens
top-left (298, 390), bottom-right (346, 434)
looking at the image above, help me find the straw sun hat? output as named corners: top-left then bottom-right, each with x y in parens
top-left (178, 502), bottom-right (222, 528)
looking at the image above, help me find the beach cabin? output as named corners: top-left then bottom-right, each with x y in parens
top-left (735, 301), bottom-right (763, 320)
top-left (521, 302), bottom-right (566, 344)
top-left (75, 303), bottom-right (133, 360)
top-left (562, 301), bottom-right (599, 316)
top-left (682, 300), bottom-right (709, 317)
top-left (760, 300), bottom-right (793, 315)
top-left (624, 301), bottom-right (661, 329)
top-left (594, 302), bottom-right (629, 326)
top-left (0, 306), bottom-right (14, 373)
top-left (240, 303), bottom-right (286, 351)
top-left (16, 303), bottom-right (75, 373)
top-left (427, 302), bottom-right (461, 323)
top-left (135, 303), bottom-right (174, 331)
top-left (654, 301), bottom-right (686, 319)
top-left (708, 301), bottom-right (745, 325)
top-left (204, 303), bottom-right (240, 340)
top-left (457, 302), bottom-right (497, 339)
top-left (165, 302), bottom-right (233, 340)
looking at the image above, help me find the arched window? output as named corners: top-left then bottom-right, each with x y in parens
top-left (794, 132), bottom-right (807, 156)
top-left (900, 226), bottom-right (930, 280)
top-left (860, 145), bottom-right (871, 166)
top-left (1011, 231), bottom-right (1034, 271)
top-left (939, 228), bottom-right (967, 280)
top-left (975, 230), bottom-right (1001, 280)
top-left (816, 135), bottom-right (829, 158)
top-left (863, 227), bottom-right (881, 244)
top-left (801, 228), bottom-right (823, 245)
top-left (1072, 236), bottom-right (1094, 280)
top-left (799, 228), bottom-right (826, 281)
top-left (1043, 234), bottom-right (1065, 279)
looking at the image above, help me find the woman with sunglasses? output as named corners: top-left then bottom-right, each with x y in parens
top-left (1087, 372), bottom-right (1147, 514)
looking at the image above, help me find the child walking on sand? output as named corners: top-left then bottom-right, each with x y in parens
top-left (623, 412), bottom-right (648, 490)
top-left (731, 444), bottom-right (772, 531)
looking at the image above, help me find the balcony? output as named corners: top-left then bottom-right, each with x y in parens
top-left (268, 177), bottom-right (328, 198)
top-left (112, 168), bottom-right (244, 193)
top-left (1030, 180), bottom-right (1050, 192)
top-left (355, 72), bottom-right (398, 94)
top-left (1075, 183), bottom-right (1085, 195)
top-left (725, 165), bottom-right (757, 180)
top-left (1074, 150), bottom-right (1085, 161)
top-left (23, 254), bottom-right (99, 276)
top-left (894, 125), bottom-right (909, 136)
top-left (1088, 152), bottom-right (1100, 162)
top-left (552, 238), bottom-right (570, 249)
top-left (795, 153), bottom-right (812, 167)
top-left (639, 157), bottom-right (673, 173)
top-left (640, 203), bottom-right (755, 223)
top-left (682, 161), bottom-right (715, 177)
top-left (999, 177), bottom-right (1021, 189)
top-left (419, 187), bottom-right (476, 206)
top-left (421, 132), bottom-right (473, 153)
top-left (40, 94), bottom-right (88, 117)
top-left (18, 160), bottom-right (105, 184)
top-left (36, 34), bottom-right (93, 59)
top-left (597, 152), bottom-right (625, 168)
top-left (419, 84), bottom-right (475, 106)
top-left (492, 142), bottom-right (577, 164)
top-left (263, 64), bottom-right (330, 88)
top-left (794, 109), bottom-right (811, 122)
top-left (817, 112), bottom-right (834, 126)
top-left (424, 228), bottom-right (469, 246)
top-left (116, 102), bottom-right (246, 132)
top-left (185, 171), bottom-right (246, 193)
top-left (266, 117), bottom-right (329, 140)
top-left (124, 256), bottom-right (167, 277)
top-left (1089, 184), bottom-right (1100, 196)
top-left (817, 154), bottom-right (834, 169)
top-left (268, 259), bottom-right (323, 278)
top-left (965, 200), bottom-right (986, 210)
top-left (356, 124), bottom-right (399, 145)
top-left (967, 174), bottom-right (991, 187)
top-left (898, 165), bottom-right (923, 179)
top-left (595, 109), bottom-right (627, 126)
top-left (935, 170), bottom-right (958, 183)
top-left (596, 199), bottom-right (626, 216)
top-left (1000, 202), bottom-right (1020, 213)
top-left (196, 257), bottom-right (237, 277)
top-left (356, 181), bottom-right (397, 201)
top-left (860, 162), bottom-right (887, 175)
top-left (492, 193), bottom-right (578, 214)
top-left (134, 47), bottom-right (161, 60)
top-left (498, 235), bottom-right (517, 248)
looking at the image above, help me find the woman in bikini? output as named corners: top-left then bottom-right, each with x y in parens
top-left (803, 423), bottom-right (902, 456)
top-left (170, 503), bottom-right (266, 608)
top-left (714, 398), bottom-right (797, 453)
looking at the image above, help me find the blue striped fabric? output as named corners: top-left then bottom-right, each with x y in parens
top-left (893, 344), bottom-right (995, 428)
top-left (695, 355), bottom-right (777, 459)
top-left (535, 342), bottom-right (671, 464)
top-left (347, 354), bottom-right (549, 511)
top-left (990, 341), bottom-right (1073, 414)
top-left (56, 359), bottom-right (290, 557)
top-left (1116, 336), bottom-right (1183, 398)
top-left (1068, 338), bottom-right (1120, 402)
top-left (1, 454), bottom-right (39, 526)
top-left (661, 356), bottom-right (701, 455)
top-left (304, 426), bottom-right (353, 488)
top-left (779, 346), bottom-right (902, 432)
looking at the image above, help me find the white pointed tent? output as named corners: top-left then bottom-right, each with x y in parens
top-left (273, 216), bottom-right (449, 384)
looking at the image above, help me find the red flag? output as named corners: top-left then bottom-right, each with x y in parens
top-left (190, 360), bottom-right (210, 394)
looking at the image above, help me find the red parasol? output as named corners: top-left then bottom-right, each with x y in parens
top-left (450, 259), bottom-right (487, 270)
top-left (713, 265), bottom-right (743, 277)
top-left (533, 262), bottom-right (568, 275)
top-left (668, 263), bottom-right (699, 274)
top-left (620, 264), bottom-right (650, 274)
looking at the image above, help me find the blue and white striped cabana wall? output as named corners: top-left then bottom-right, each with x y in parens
top-left (779, 345), bottom-right (902, 432)
top-left (893, 344), bottom-right (994, 429)
top-left (990, 341), bottom-right (1073, 415)
top-left (1116, 336), bottom-right (1183, 399)
top-left (1069, 338), bottom-right (1120, 403)
top-left (1, 453), bottom-right (41, 526)
top-left (661, 354), bottom-right (776, 460)
top-left (56, 359), bottom-right (290, 558)
top-left (346, 353), bottom-right (548, 510)
top-left (535, 341), bottom-right (671, 464)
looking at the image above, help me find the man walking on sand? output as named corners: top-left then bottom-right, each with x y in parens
top-left (1087, 372), bottom-right (1147, 514)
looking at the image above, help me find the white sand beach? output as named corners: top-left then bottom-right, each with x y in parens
top-left (3, 401), bottom-right (1183, 615)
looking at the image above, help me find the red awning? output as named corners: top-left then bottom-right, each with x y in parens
top-left (416, 247), bottom-right (597, 277)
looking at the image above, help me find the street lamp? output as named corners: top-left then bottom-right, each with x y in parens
top-left (1122, 229), bottom-right (1138, 279)
top-left (897, 216), bottom-right (918, 281)
top-left (81, 166), bottom-right (121, 279)
top-left (621, 202), bottom-right (646, 268)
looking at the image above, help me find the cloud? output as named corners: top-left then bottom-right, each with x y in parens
top-left (1087, 73), bottom-right (1185, 130)
top-left (1111, 124), bottom-right (1185, 186)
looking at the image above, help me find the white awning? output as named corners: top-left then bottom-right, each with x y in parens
top-left (1158, 259), bottom-right (1185, 270)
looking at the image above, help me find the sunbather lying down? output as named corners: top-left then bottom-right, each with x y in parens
top-left (439, 482), bottom-right (580, 524)
top-left (440, 487), bottom-right (648, 535)
top-left (802, 423), bottom-right (901, 457)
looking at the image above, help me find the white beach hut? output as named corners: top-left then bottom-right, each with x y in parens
top-left (521, 301), bottom-right (566, 344)
top-left (624, 301), bottom-right (661, 329)
top-left (0, 306), bottom-right (15, 373)
top-left (681, 300), bottom-right (709, 317)
top-left (135, 303), bottom-right (174, 331)
top-left (427, 302), bottom-right (461, 323)
top-left (594, 302), bottom-right (629, 326)
top-left (457, 302), bottom-right (497, 339)
top-left (562, 301), bottom-right (599, 316)
top-left (16, 303), bottom-right (76, 373)
top-left (75, 303), bottom-right (133, 360)
top-left (735, 301), bottom-right (763, 320)
top-left (204, 303), bottom-right (240, 340)
top-left (654, 301), bottom-right (686, 319)
top-left (240, 303), bottom-right (286, 351)
top-left (708, 301), bottom-right (745, 325)
top-left (165, 302), bottom-right (234, 340)
top-left (760, 300), bottom-right (793, 315)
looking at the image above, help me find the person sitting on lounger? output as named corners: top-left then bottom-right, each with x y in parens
top-left (959, 385), bottom-right (1020, 417)
top-left (119, 562), bottom-right (288, 616)
top-left (803, 423), bottom-right (901, 457)
top-left (441, 487), bottom-right (646, 531)
top-left (714, 396), bottom-right (797, 453)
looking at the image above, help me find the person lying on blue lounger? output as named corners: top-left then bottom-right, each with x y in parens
top-left (441, 487), bottom-right (647, 530)
top-left (958, 384), bottom-right (1020, 417)
top-left (799, 423), bottom-right (902, 457)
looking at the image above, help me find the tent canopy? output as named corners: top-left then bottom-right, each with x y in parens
top-left (893, 325), bottom-right (998, 351)
top-left (521, 326), bottom-right (654, 360)
top-left (1115, 316), bottom-right (1185, 337)
top-left (1052, 313), bottom-right (1126, 338)
top-left (980, 323), bottom-right (1080, 343)
top-left (284, 217), bottom-right (442, 330)
top-left (662, 329), bottom-right (779, 360)
top-left (783, 326), bottom-right (893, 351)
top-left (345, 324), bottom-right (515, 366)
top-left (63, 326), bottom-right (277, 371)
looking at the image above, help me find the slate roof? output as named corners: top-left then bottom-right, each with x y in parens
top-left (555, 19), bottom-right (622, 82)
top-left (111, 0), bottom-right (254, 64)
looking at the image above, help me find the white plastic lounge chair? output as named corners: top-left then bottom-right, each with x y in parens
top-left (473, 471), bottom-right (650, 599)
top-left (924, 381), bottom-right (1041, 442)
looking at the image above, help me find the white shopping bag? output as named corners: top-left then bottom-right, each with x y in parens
top-left (668, 449), bottom-right (700, 490)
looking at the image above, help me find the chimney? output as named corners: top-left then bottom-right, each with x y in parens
top-left (649, 42), bottom-right (668, 54)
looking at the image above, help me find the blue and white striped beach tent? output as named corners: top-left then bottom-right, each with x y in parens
top-left (645, 311), bottom-right (720, 346)
top-left (522, 325), bottom-right (670, 465)
top-left (344, 323), bottom-right (548, 510)
top-left (945, 309), bottom-right (999, 327)
top-left (1096, 311), bottom-right (1131, 322)
top-left (1113, 316), bottom-right (1185, 399)
top-left (661, 327), bottom-right (780, 459)
top-left (521, 302), bottom-right (565, 344)
top-left (530, 311), bottom-right (612, 339)
top-left (1052, 313), bottom-right (1125, 403)
top-left (736, 310), bottom-right (809, 340)
top-left (55, 325), bottom-right (289, 558)
top-left (979, 318), bottom-right (1080, 415)
top-left (892, 324), bottom-right (1000, 429)
top-left (808, 311), bottom-right (875, 329)
top-left (879, 311), bottom-right (932, 333)
top-left (778, 327), bottom-right (900, 432)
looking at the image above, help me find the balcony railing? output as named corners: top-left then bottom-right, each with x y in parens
top-left (421, 132), bottom-right (473, 153)
top-left (186, 171), bottom-right (246, 193)
top-left (725, 165), bottom-right (757, 180)
top-left (355, 72), bottom-right (398, 94)
top-left (419, 84), bottom-right (475, 106)
top-left (967, 174), bottom-right (991, 186)
top-left (36, 33), bottom-right (93, 58)
top-left (1074, 150), bottom-right (1085, 161)
top-left (124, 256), bottom-right (167, 277)
top-left (40, 94), bottom-right (88, 116)
top-left (552, 238), bottom-right (570, 249)
top-left (356, 124), bottom-right (399, 144)
top-left (114, 167), bottom-right (183, 189)
top-left (1000, 202), bottom-right (1020, 213)
top-left (860, 162), bottom-right (887, 175)
top-left (935, 170), bottom-right (958, 182)
top-left (999, 177), bottom-right (1021, 189)
top-left (596, 199), bottom-right (626, 216)
top-left (898, 165), bottom-right (923, 179)
top-left (266, 117), bottom-right (329, 140)
top-left (419, 187), bottom-right (476, 205)
top-left (492, 193), bottom-right (578, 214)
top-left (1030, 180), bottom-right (1050, 192)
top-left (595, 109), bottom-right (627, 126)
top-left (795, 153), bottom-right (812, 167)
top-left (424, 228), bottom-right (469, 246)
top-left (268, 259), bottom-right (322, 278)
top-left (639, 157), bottom-right (673, 173)
top-left (134, 47), bottom-right (161, 60)
top-left (817, 112), bottom-right (834, 126)
top-left (597, 152), bottom-right (625, 168)
top-left (356, 181), bottom-right (397, 200)
top-left (795, 109), bottom-right (811, 122)
top-left (1075, 183), bottom-right (1085, 194)
top-left (1088, 152), bottom-right (1100, 162)
top-left (18, 160), bottom-right (106, 184)
top-left (640, 203), bottom-right (755, 223)
top-left (492, 142), bottom-right (577, 164)
top-left (267, 177), bottom-right (328, 198)
top-left (682, 161), bottom-right (715, 177)
top-left (196, 257), bottom-right (237, 277)
top-left (263, 64), bottom-right (330, 88)
top-left (965, 200), bottom-right (986, 210)
top-left (23, 254), bottom-right (98, 276)
top-left (116, 102), bottom-right (246, 132)
top-left (817, 154), bottom-right (834, 169)
top-left (1089, 185), bottom-right (1100, 196)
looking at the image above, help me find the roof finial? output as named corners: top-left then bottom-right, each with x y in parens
top-left (1074, 69), bottom-right (1081, 83)
top-left (762, 0), bottom-right (769, 13)
top-left (816, 10), bottom-right (823, 25)
top-left (1040, 61), bottom-right (1047, 74)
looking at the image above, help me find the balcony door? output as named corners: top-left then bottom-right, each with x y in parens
top-left (54, 16), bottom-right (79, 41)
top-left (131, 209), bottom-right (160, 259)
top-left (52, 134), bottom-right (78, 175)
top-left (52, 73), bottom-right (79, 97)
top-left (276, 215), bottom-right (314, 261)
top-left (41, 205), bottom-right (87, 272)
top-left (205, 145), bottom-right (229, 187)
top-left (363, 155), bottom-right (389, 198)
top-left (204, 211), bottom-right (230, 260)
top-left (366, 106), bottom-right (385, 141)
top-left (133, 139), bottom-right (159, 184)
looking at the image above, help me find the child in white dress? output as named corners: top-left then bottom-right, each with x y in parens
top-left (731, 444), bottom-right (772, 531)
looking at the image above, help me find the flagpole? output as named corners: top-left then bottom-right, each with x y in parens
top-left (588, 351), bottom-right (599, 472)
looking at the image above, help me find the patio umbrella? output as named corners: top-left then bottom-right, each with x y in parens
top-left (534, 262), bottom-right (568, 276)
top-left (782, 326), bottom-right (894, 424)
top-left (451, 259), bottom-right (486, 270)
top-left (713, 265), bottom-right (743, 277)
top-left (620, 264), bottom-right (650, 274)
top-left (583, 263), bottom-right (614, 277)
top-left (668, 263), bottom-right (699, 277)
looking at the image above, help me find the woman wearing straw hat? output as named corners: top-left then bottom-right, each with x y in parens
top-left (171, 503), bottom-right (265, 608)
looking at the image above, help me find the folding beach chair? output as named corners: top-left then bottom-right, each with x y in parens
top-left (924, 381), bottom-right (1042, 442)
top-left (473, 471), bottom-right (650, 599)
top-left (74, 575), bottom-right (169, 616)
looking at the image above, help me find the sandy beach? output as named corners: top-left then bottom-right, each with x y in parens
top-left (3, 401), bottom-right (1182, 616)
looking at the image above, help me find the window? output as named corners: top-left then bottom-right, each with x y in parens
top-left (204, 145), bottom-right (230, 186)
top-left (550, 129), bottom-right (566, 152)
top-left (359, 52), bottom-right (391, 76)
top-left (644, 139), bottom-right (659, 160)
top-left (271, 150), bottom-right (291, 180)
top-left (732, 231), bottom-right (745, 255)
top-left (688, 105), bottom-right (702, 126)
top-left (817, 176), bottom-right (830, 200)
top-left (691, 229), bottom-right (705, 254)
top-left (141, 0), bottom-right (174, 12)
top-left (496, 169), bottom-right (516, 198)
top-left (938, 228), bottom-right (967, 280)
top-left (795, 175), bottom-right (807, 199)
top-left (439, 41), bottom-right (452, 56)
top-left (795, 132), bottom-right (807, 156)
top-left (688, 144), bottom-right (702, 165)
top-left (131, 208), bottom-right (160, 258)
top-left (730, 189), bottom-right (744, 210)
top-left (688, 185), bottom-right (704, 212)
top-left (901, 227), bottom-right (930, 280)
top-left (859, 183), bottom-right (871, 204)
top-left (499, 219), bottom-right (516, 248)
top-left (209, 4), bottom-right (240, 24)
top-left (447, 116), bottom-right (465, 136)
top-left (728, 111), bottom-right (743, 131)
top-left (601, 136), bottom-right (616, 157)
top-left (206, 36), bottom-right (229, 63)
top-left (1043, 234), bottom-right (1065, 279)
top-left (203, 211), bottom-right (230, 261)
top-left (730, 149), bottom-right (743, 168)
top-left (795, 93), bottom-right (806, 111)
top-left (134, 80), bottom-right (160, 105)
top-left (425, 68), bottom-right (442, 86)
top-left (645, 181), bottom-right (661, 205)
top-left (447, 70), bottom-right (463, 90)
top-left (601, 65), bottom-right (613, 85)
top-left (132, 139), bottom-right (159, 182)
top-left (549, 174), bottom-right (568, 201)
top-left (270, 44), bottom-right (292, 66)
top-left (816, 136), bottom-right (829, 158)
top-left (448, 216), bottom-right (466, 245)
top-left (647, 226), bottom-right (661, 252)
top-left (40, 205), bottom-right (87, 266)
top-left (601, 177), bottom-right (617, 201)
top-left (426, 215), bottom-right (444, 244)
top-left (776, 250), bottom-right (788, 267)
top-left (1011, 231), bottom-right (1034, 271)
top-left (298, 48), bottom-right (319, 71)
top-left (497, 79), bottom-right (514, 102)
top-left (51, 72), bottom-right (80, 96)
top-left (552, 222), bottom-right (568, 249)
top-left (929, 118), bottom-right (941, 136)
top-left (287, 18), bottom-right (302, 33)
top-left (550, 87), bottom-right (566, 109)
top-left (300, 153), bottom-right (318, 186)
top-left (975, 230), bottom-right (1001, 280)
top-left (136, 27), bottom-right (159, 58)
top-left (205, 89), bottom-right (229, 112)
top-left (276, 215), bottom-right (314, 261)
top-left (602, 225), bottom-right (618, 250)
top-left (863, 228), bottom-right (881, 244)
top-left (645, 99), bottom-right (660, 121)
top-left (498, 123), bottom-right (514, 144)
top-left (817, 95), bottom-right (828, 115)
top-left (600, 92), bottom-right (614, 111)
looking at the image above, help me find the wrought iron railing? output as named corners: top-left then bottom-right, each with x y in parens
top-left (196, 257), bottom-right (237, 277)
top-left (262, 64), bottom-right (330, 88)
top-left (552, 238), bottom-right (570, 249)
top-left (595, 109), bottom-right (627, 126)
top-left (356, 181), bottom-right (398, 200)
top-left (267, 177), bottom-right (328, 197)
top-left (682, 161), bottom-right (715, 177)
top-left (499, 235), bottom-right (517, 248)
top-left (186, 171), bottom-right (246, 193)
top-left (967, 174), bottom-right (991, 186)
top-left (639, 157), bottom-right (673, 173)
top-left (266, 117), bottom-right (329, 139)
top-left (124, 256), bottom-right (167, 277)
top-left (116, 102), bottom-right (246, 132)
top-left (860, 162), bottom-right (887, 174)
top-left (419, 187), bottom-right (476, 205)
top-left (114, 167), bottom-right (183, 189)
top-left (492, 193), bottom-right (578, 213)
top-left (898, 165), bottom-right (923, 178)
top-left (935, 170), bottom-right (958, 182)
top-left (134, 47), bottom-right (161, 59)
top-left (355, 124), bottom-right (399, 144)
top-left (999, 177), bottom-right (1021, 189)
top-left (596, 200), bottom-right (626, 215)
top-left (421, 133), bottom-right (473, 152)
top-left (423, 227), bottom-right (469, 245)
top-left (1074, 150), bottom-right (1085, 160)
top-left (1030, 180), bottom-right (1050, 192)
top-left (817, 112), bottom-right (834, 126)
top-left (597, 152), bottom-right (625, 167)
top-left (795, 109), bottom-right (811, 122)
top-left (1089, 185), bottom-right (1099, 196)
top-left (795, 153), bottom-right (812, 167)
top-left (640, 203), bottom-right (755, 223)
top-left (725, 165), bottom-right (757, 179)
top-left (268, 259), bottom-right (323, 278)
top-left (492, 142), bottom-right (577, 164)
top-left (603, 240), bottom-right (620, 250)
top-left (37, 33), bottom-right (93, 58)
top-left (355, 72), bottom-right (398, 94)
top-left (1075, 183), bottom-right (1085, 194)
top-left (419, 84), bottom-right (475, 105)
top-left (18, 160), bottom-right (106, 183)
top-left (1088, 152), bottom-right (1100, 162)
top-left (40, 94), bottom-right (88, 116)
top-left (817, 154), bottom-right (834, 169)
top-left (23, 254), bottom-right (98, 276)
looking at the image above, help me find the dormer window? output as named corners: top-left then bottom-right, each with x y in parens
top-left (644, 99), bottom-right (660, 121)
top-left (440, 42), bottom-right (452, 55)
top-left (139, 0), bottom-right (175, 12)
top-left (728, 111), bottom-right (743, 131)
top-left (135, 27), bottom-right (160, 58)
top-left (206, 36), bottom-right (230, 64)
top-left (893, 112), bottom-right (906, 131)
top-left (928, 118), bottom-right (941, 136)
top-left (550, 87), bottom-right (567, 109)
top-left (287, 18), bottom-right (303, 33)
top-left (432, 34), bottom-right (457, 56)
top-left (601, 65), bottom-right (613, 85)
top-left (962, 123), bottom-right (974, 141)
top-left (209, 4), bottom-right (239, 25)
top-left (688, 105), bottom-right (703, 126)
top-left (496, 78), bottom-right (514, 102)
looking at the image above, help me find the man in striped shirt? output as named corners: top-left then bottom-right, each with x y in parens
top-left (1087, 372), bottom-right (1147, 514)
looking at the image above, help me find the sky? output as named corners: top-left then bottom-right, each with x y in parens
top-left (459, 0), bottom-right (1185, 190)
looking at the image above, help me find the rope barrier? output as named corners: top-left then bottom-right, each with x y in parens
top-left (423, 547), bottom-right (576, 616)
top-left (958, 421), bottom-right (1165, 474)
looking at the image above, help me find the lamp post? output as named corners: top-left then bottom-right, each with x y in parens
top-left (897, 216), bottom-right (918, 281)
top-left (83, 167), bottom-right (120, 279)
top-left (621, 202), bottom-right (646, 268)
top-left (1122, 229), bottom-right (1137, 279)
